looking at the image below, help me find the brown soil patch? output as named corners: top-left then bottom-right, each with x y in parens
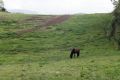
top-left (16, 15), bottom-right (70, 35)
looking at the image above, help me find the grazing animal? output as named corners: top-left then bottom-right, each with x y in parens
top-left (70, 48), bottom-right (80, 59)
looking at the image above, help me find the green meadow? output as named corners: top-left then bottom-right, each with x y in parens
top-left (0, 12), bottom-right (120, 80)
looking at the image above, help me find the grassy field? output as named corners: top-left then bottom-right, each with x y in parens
top-left (0, 12), bottom-right (120, 80)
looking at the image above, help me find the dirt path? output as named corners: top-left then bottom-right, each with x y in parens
top-left (16, 15), bottom-right (70, 35)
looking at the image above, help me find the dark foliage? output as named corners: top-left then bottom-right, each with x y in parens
top-left (109, 0), bottom-right (120, 49)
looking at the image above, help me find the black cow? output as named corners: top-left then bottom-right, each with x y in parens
top-left (70, 48), bottom-right (80, 59)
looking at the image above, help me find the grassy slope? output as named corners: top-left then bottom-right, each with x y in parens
top-left (0, 12), bottom-right (120, 80)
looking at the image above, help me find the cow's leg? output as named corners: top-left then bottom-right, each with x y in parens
top-left (77, 52), bottom-right (80, 58)
top-left (74, 53), bottom-right (76, 58)
top-left (70, 52), bottom-right (73, 59)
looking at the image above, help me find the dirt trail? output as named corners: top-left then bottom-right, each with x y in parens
top-left (18, 15), bottom-right (55, 26)
top-left (16, 15), bottom-right (70, 35)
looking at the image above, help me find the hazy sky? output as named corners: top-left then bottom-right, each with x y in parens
top-left (3, 0), bottom-right (114, 14)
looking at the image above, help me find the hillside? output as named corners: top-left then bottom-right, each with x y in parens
top-left (0, 12), bottom-right (120, 80)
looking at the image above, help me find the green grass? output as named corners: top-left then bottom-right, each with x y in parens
top-left (0, 12), bottom-right (32, 33)
top-left (0, 12), bottom-right (120, 80)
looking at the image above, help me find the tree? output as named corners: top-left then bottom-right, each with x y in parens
top-left (111, 0), bottom-right (118, 7)
top-left (0, 0), bottom-right (6, 12)
top-left (109, 0), bottom-right (120, 49)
